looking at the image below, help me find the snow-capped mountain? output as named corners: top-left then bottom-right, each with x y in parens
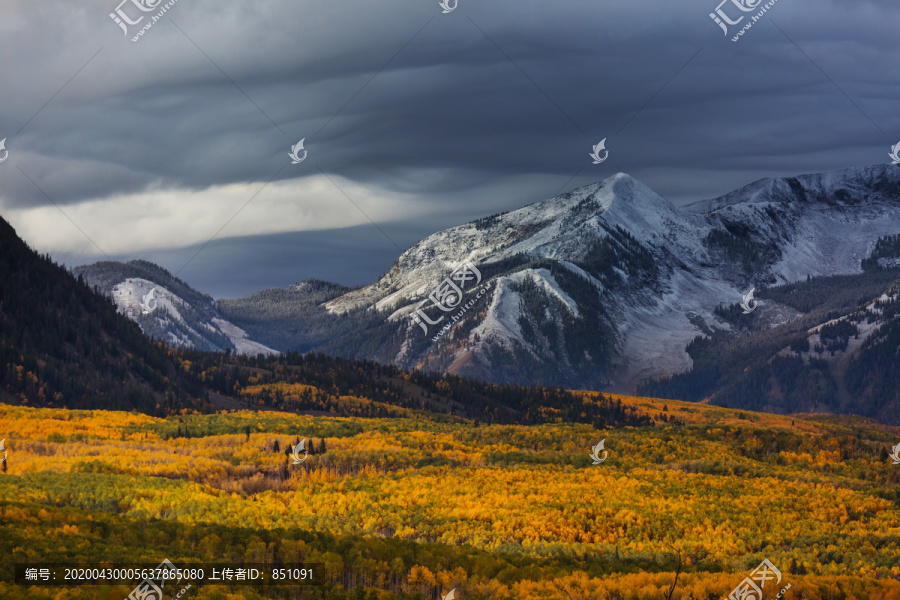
top-left (73, 260), bottom-right (278, 356)
top-left (312, 164), bottom-right (900, 393)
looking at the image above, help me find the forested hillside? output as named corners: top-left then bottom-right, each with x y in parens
top-left (640, 263), bottom-right (900, 423)
top-left (217, 279), bottom-right (363, 352)
top-left (176, 350), bottom-right (658, 427)
top-left (0, 217), bottom-right (200, 415)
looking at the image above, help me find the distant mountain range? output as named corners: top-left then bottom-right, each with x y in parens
top-left (74, 164), bottom-right (900, 422)
top-left (0, 214), bottom-right (660, 425)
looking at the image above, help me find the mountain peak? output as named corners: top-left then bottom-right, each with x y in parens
top-left (552, 171), bottom-right (686, 247)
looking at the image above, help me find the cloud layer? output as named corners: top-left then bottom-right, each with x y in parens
top-left (0, 0), bottom-right (897, 296)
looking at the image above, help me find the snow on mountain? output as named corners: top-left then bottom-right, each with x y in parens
top-left (210, 318), bottom-right (279, 356)
top-left (611, 269), bottom-right (738, 389)
top-left (686, 164), bottom-right (900, 283)
top-left (75, 164), bottom-right (900, 396)
top-left (73, 261), bottom-right (278, 356)
top-left (113, 278), bottom-right (187, 322)
top-left (316, 164), bottom-right (900, 392)
top-left (320, 173), bottom-right (733, 388)
top-left (472, 277), bottom-right (528, 353)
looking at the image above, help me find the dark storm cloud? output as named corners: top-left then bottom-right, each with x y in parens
top-left (0, 0), bottom-right (897, 295)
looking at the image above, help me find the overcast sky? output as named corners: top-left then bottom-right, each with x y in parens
top-left (0, 0), bottom-right (897, 297)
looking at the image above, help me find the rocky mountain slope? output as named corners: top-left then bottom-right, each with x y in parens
top-left (313, 164), bottom-right (900, 393)
top-left (73, 261), bottom-right (278, 356)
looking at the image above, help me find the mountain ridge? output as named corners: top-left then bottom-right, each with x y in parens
top-left (73, 163), bottom-right (900, 421)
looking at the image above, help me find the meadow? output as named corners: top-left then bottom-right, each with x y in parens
top-left (1, 394), bottom-right (899, 600)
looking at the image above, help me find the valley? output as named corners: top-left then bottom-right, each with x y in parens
top-left (2, 398), bottom-right (899, 600)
